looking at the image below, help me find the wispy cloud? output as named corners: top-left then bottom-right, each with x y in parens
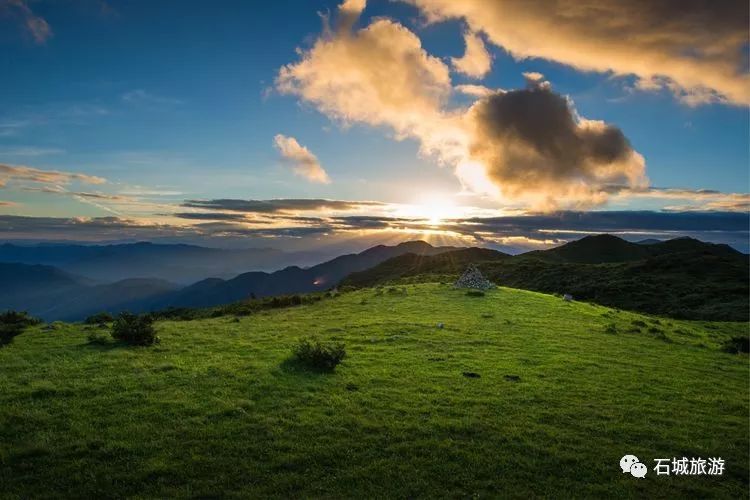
top-left (121, 89), bottom-right (184, 107)
top-left (273, 134), bottom-right (330, 184)
top-left (0, 146), bottom-right (65, 157)
top-left (181, 198), bottom-right (384, 214)
top-left (0, 0), bottom-right (52, 44)
top-left (0, 163), bottom-right (106, 187)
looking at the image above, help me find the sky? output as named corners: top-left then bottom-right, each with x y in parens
top-left (0, 0), bottom-right (748, 253)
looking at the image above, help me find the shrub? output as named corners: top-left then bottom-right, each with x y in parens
top-left (723, 336), bottom-right (749, 354)
top-left (87, 330), bottom-right (110, 345)
top-left (292, 337), bottom-right (346, 372)
top-left (0, 310), bottom-right (41, 346)
top-left (84, 312), bottom-right (114, 325)
top-left (466, 290), bottom-right (485, 297)
top-left (111, 312), bottom-right (158, 346)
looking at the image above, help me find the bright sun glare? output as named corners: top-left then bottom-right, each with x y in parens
top-left (402, 195), bottom-right (463, 226)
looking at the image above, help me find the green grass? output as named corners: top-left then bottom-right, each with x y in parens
top-left (0, 284), bottom-right (747, 498)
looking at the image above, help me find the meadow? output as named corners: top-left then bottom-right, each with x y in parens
top-left (0, 284), bottom-right (747, 498)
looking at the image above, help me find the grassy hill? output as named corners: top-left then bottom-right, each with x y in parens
top-left (0, 284), bottom-right (747, 498)
top-left (342, 236), bottom-right (749, 321)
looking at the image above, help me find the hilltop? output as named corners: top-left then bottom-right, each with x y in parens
top-left (0, 284), bottom-right (746, 498)
top-left (342, 235), bottom-right (749, 321)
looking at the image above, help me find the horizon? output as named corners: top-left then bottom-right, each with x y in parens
top-left (1, 0), bottom-right (748, 254)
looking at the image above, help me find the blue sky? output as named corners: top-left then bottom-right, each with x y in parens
top-left (0, 0), bottom-right (748, 251)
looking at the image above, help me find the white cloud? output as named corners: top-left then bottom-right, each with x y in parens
top-left (451, 31), bottom-right (492, 78)
top-left (273, 134), bottom-right (331, 184)
top-left (404, 0), bottom-right (750, 106)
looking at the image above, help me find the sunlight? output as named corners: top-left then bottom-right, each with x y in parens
top-left (398, 194), bottom-right (467, 226)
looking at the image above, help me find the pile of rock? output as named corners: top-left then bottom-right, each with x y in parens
top-left (454, 264), bottom-right (495, 290)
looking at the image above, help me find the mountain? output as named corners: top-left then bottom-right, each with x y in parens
top-left (0, 242), bottom-right (327, 284)
top-left (341, 235), bottom-right (749, 321)
top-left (0, 262), bottom-right (179, 321)
top-left (0, 240), bottom-right (457, 320)
top-left (153, 240), bottom-right (457, 309)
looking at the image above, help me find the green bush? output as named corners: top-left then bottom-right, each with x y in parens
top-left (111, 312), bottom-right (158, 346)
top-left (0, 310), bottom-right (41, 346)
top-left (723, 336), bottom-right (749, 354)
top-left (466, 290), bottom-right (485, 297)
top-left (84, 312), bottom-right (114, 325)
top-left (292, 337), bottom-right (346, 372)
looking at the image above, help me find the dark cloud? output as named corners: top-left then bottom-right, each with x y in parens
top-left (181, 198), bottom-right (384, 214)
top-left (467, 82), bottom-right (646, 207)
top-left (172, 212), bottom-right (252, 222)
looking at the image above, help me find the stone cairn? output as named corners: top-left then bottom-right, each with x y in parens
top-left (454, 264), bottom-right (495, 290)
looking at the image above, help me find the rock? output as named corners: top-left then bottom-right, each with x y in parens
top-left (454, 264), bottom-right (495, 290)
top-left (563, 294), bottom-right (573, 302)
top-left (437, 322), bottom-right (444, 329)
top-left (462, 371), bottom-right (481, 378)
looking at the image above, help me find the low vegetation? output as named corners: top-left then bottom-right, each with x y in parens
top-left (291, 337), bottom-right (346, 372)
top-left (0, 310), bottom-right (41, 346)
top-left (110, 312), bottom-right (158, 346)
top-left (84, 312), bottom-right (114, 325)
top-left (0, 284), bottom-right (746, 497)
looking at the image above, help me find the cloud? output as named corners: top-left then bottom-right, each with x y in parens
top-left (276, 5), bottom-right (463, 164)
top-left (451, 31), bottom-right (492, 78)
top-left (273, 134), bottom-right (330, 184)
top-left (181, 198), bottom-right (384, 214)
top-left (599, 185), bottom-right (750, 212)
top-left (404, 0), bottom-right (750, 106)
top-left (464, 80), bottom-right (647, 208)
top-left (0, 147), bottom-right (65, 157)
top-left (172, 212), bottom-right (253, 222)
top-left (337, 0), bottom-right (366, 33)
top-left (277, 0), bottom-right (648, 210)
top-left (454, 84), bottom-right (495, 98)
top-left (0, 200), bottom-right (16, 207)
top-left (0, 0), bottom-right (52, 44)
top-left (121, 90), bottom-right (183, 106)
top-left (0, 163), bottom-right (107, 187)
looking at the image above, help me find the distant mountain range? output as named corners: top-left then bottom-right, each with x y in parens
top-left (0, 240), bottom-right (456, 320)
top-left (342, 235), bottom-right (749, 321)
top-left (1, 235), bottom-right (747, 321)
top-left (0, 242), bottom-right (328, 284)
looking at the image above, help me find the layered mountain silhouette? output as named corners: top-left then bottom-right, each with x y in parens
top-left (0, 242), bottom-right (327, 284)
top-left (0, 240), bottom-right (455, 320)
top-left (1, 235), bottom-right (746, 321)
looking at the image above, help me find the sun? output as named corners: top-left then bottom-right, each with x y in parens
top-left (401, 194), bottom-right (464, 226)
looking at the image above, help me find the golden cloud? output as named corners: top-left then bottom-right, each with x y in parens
top-left (405, 0), bottom-right (750, 106)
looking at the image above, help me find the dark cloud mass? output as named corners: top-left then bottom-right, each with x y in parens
top-left (467, 82), bottom-right (646, 206)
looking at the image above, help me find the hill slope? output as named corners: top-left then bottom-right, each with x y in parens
top-left (0, 284), bottom-right (746, 498)
top-left (342, 235), bottom-right (749, 321)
